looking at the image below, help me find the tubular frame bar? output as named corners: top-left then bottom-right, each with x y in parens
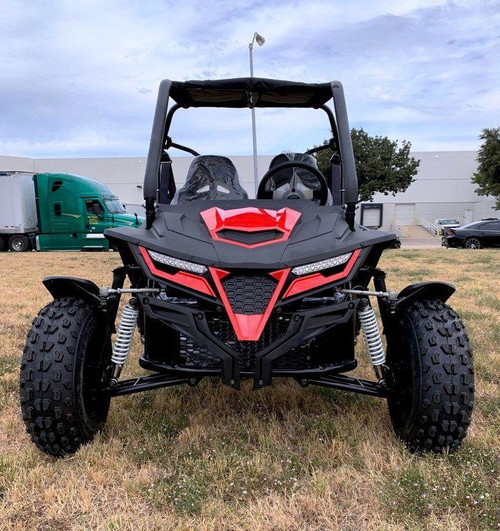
top-left (330, 81), bottom-right (358, 205)
top-left (306, 374), bottom-right (389, 397)
top-left (104, 373), bottom-right (191, 397)
top-left (143, 80), bottom-right (172, 202)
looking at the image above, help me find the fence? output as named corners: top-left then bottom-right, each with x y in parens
top-left (419, 218), bottom-right (440, 236)
top-left (391, 217), bottom-right (408, 238)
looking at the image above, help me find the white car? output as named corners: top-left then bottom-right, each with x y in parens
top-left (434, 218), bottom-right (460, 234)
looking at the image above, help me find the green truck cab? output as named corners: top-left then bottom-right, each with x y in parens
top-left (0, 171), bottom-right (143, 251)
top-left (35, 173), bottom-right (142, 251)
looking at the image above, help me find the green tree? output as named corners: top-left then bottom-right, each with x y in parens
top-left (313, 128), bottom-right (420, 202)
top-left (472, 127), bottom-right (500, 210)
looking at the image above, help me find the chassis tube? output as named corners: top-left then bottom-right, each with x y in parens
top-left (330, 81), bottom-right (358, 205)
top-left (143, 80), bottom-right (172, 205)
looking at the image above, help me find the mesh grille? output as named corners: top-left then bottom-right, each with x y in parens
top-left (221, 274), bottom-right (278, 315)
top-left (179, 315), bottom-right (317, 372)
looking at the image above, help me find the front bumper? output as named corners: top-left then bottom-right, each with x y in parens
top-left (442, 236), bottom-right (462, 248)
top-left (139, 293), bottom-right (358, 389)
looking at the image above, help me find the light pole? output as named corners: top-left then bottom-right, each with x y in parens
top-left (249, 32), bottom-right (265, 197)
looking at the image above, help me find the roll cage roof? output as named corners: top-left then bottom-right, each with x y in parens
top-left (143, 77), bottom-right (358, 229)
top-left (168, 78), bottom-right (333, 108)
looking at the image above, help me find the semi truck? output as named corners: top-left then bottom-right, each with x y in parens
top-left (0, 171), bottom-right (142, 251)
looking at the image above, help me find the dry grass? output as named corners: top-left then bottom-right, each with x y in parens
top-left (0, 248), bottom-right (499, 530)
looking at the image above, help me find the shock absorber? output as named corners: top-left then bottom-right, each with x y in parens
top-left (111, 297), bottom-right (139, 384)
top-left (358, 298), bottom-right (386, 381)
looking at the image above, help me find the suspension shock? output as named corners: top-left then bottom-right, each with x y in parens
top-left (111, 297), bottom-right (139, 384)
top-left (358, 298), bottom-right (386, 381)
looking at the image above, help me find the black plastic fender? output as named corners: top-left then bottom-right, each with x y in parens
top-left (396, 281), bottom-right (455, 310)
top-left (43, 276), bottom-right (101, 305)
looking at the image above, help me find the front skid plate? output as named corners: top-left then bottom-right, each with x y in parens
top-left (140, 294), bottom-right (358, 389)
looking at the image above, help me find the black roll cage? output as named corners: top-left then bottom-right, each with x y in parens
top-left (142, 78), bottom-right (359, 230)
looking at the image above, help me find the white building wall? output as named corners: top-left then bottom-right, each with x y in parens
top-left (1, 151), bottom-right (497, 223)
top-left (367, 151), bottom-right (497, 228)
top-left (0, 155), bottom-right (34, 172)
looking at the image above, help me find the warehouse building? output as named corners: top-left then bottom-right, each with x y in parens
top-left (1, 151), bottom-right (496, 232)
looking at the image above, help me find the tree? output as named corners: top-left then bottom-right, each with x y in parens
top-left (472, 127), bottom-right (500, 210)
top-left (313, 128), bottom-right (420, 202)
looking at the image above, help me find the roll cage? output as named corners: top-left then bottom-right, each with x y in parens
top-left (142, 78), bottom-right (359, 230)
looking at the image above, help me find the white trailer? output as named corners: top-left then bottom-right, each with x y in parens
top-left (0, 172), bottom-right (38, 250)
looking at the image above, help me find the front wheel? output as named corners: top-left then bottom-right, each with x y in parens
top-left (386, 299), bottom-right (474, 453)
top-left (20, 298), bottom-right (111, 457)
top-left (464, 237), bottom-right (481, 249)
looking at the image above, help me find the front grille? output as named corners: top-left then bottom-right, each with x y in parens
top-left (179, 314), bottom-right (317, 372)
top-left (221, 274), bottom-right (278, 315)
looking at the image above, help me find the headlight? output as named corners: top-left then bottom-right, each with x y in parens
top-left (291, 252), bottom-right (352, 276)
top-left (148, 250), bottom-right (207, 275)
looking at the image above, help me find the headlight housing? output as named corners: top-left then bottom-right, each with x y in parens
top-left (291, 252), bottom-right (352, 276)
top-left (148, 250), bottom-right (208, 275)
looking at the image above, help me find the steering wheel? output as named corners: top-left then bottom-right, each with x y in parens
top-left (257, 161), bottom-right (329, 205)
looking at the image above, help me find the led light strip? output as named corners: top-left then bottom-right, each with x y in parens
top-left (148, 250), bottom-right (207, 275)
top-left (291, 252), bottom-right (352, 276)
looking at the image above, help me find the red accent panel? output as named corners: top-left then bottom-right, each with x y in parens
top-left (210, 267), bottom-right (290, 341)
top-left (283, 249), bottom-right (361, 298)
top-left (139, 247), bottom-right (215, 297)
top-left (200, 206), bottom-right (301, 248)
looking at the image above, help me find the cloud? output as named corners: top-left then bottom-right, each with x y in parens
top-left (0, 0), bottom-right (498, 157)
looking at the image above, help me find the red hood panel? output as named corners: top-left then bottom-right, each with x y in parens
top-left (201, 206), bottom-right (301, 248)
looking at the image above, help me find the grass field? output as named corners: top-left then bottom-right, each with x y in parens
top-left (0, 249), bottom-right (499, 530)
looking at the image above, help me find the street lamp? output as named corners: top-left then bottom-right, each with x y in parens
top-left (249, 32), bottom-right (265, 196)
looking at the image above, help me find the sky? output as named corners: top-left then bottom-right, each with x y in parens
top-left (1, 0), bottom-right (498, 158)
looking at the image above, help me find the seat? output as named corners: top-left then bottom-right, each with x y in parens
top-left (171, 155), bottom-right (248, 205)
top-left (264, 152), bottom-right (333, 205)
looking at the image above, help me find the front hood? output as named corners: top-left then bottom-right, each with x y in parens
top-left (105, 200), bottom-right (396, 269)
top-left (106, 200), bottom-right (398, 342)
top-left (111, 213), bottom-right (144, 227)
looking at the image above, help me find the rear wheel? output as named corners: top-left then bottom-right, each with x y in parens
top-left (0, 236), bottom-right (6, 252)
top-left (386, 299), bottom-right (474, 453)
top-left (8, 234), bottom-right (32, 252)
top-left (20, 298), bottom-right (111, 457)
top-left (464, 237), bottom-right (481, 249)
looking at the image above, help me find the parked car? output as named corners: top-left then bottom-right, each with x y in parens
top-left (434, 218), bottom-right (460, 235)
top-left (442, 218), bottom-right (500, 249)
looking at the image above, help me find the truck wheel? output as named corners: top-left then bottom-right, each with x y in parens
top-left (20, 298), bottom-right (111, 457)
top-left (8, 234), bottom-right (32, 252)
top-left (0, 236), bottom-right (6, 252)
top-left (386, 299), bottom-right (474, 453)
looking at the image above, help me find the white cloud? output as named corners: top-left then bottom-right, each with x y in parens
top-left (0, 0), bottom-right (498, 157)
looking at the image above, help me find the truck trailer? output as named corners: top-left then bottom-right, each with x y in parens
top-left (0, 172), bottom-right (142, 251)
